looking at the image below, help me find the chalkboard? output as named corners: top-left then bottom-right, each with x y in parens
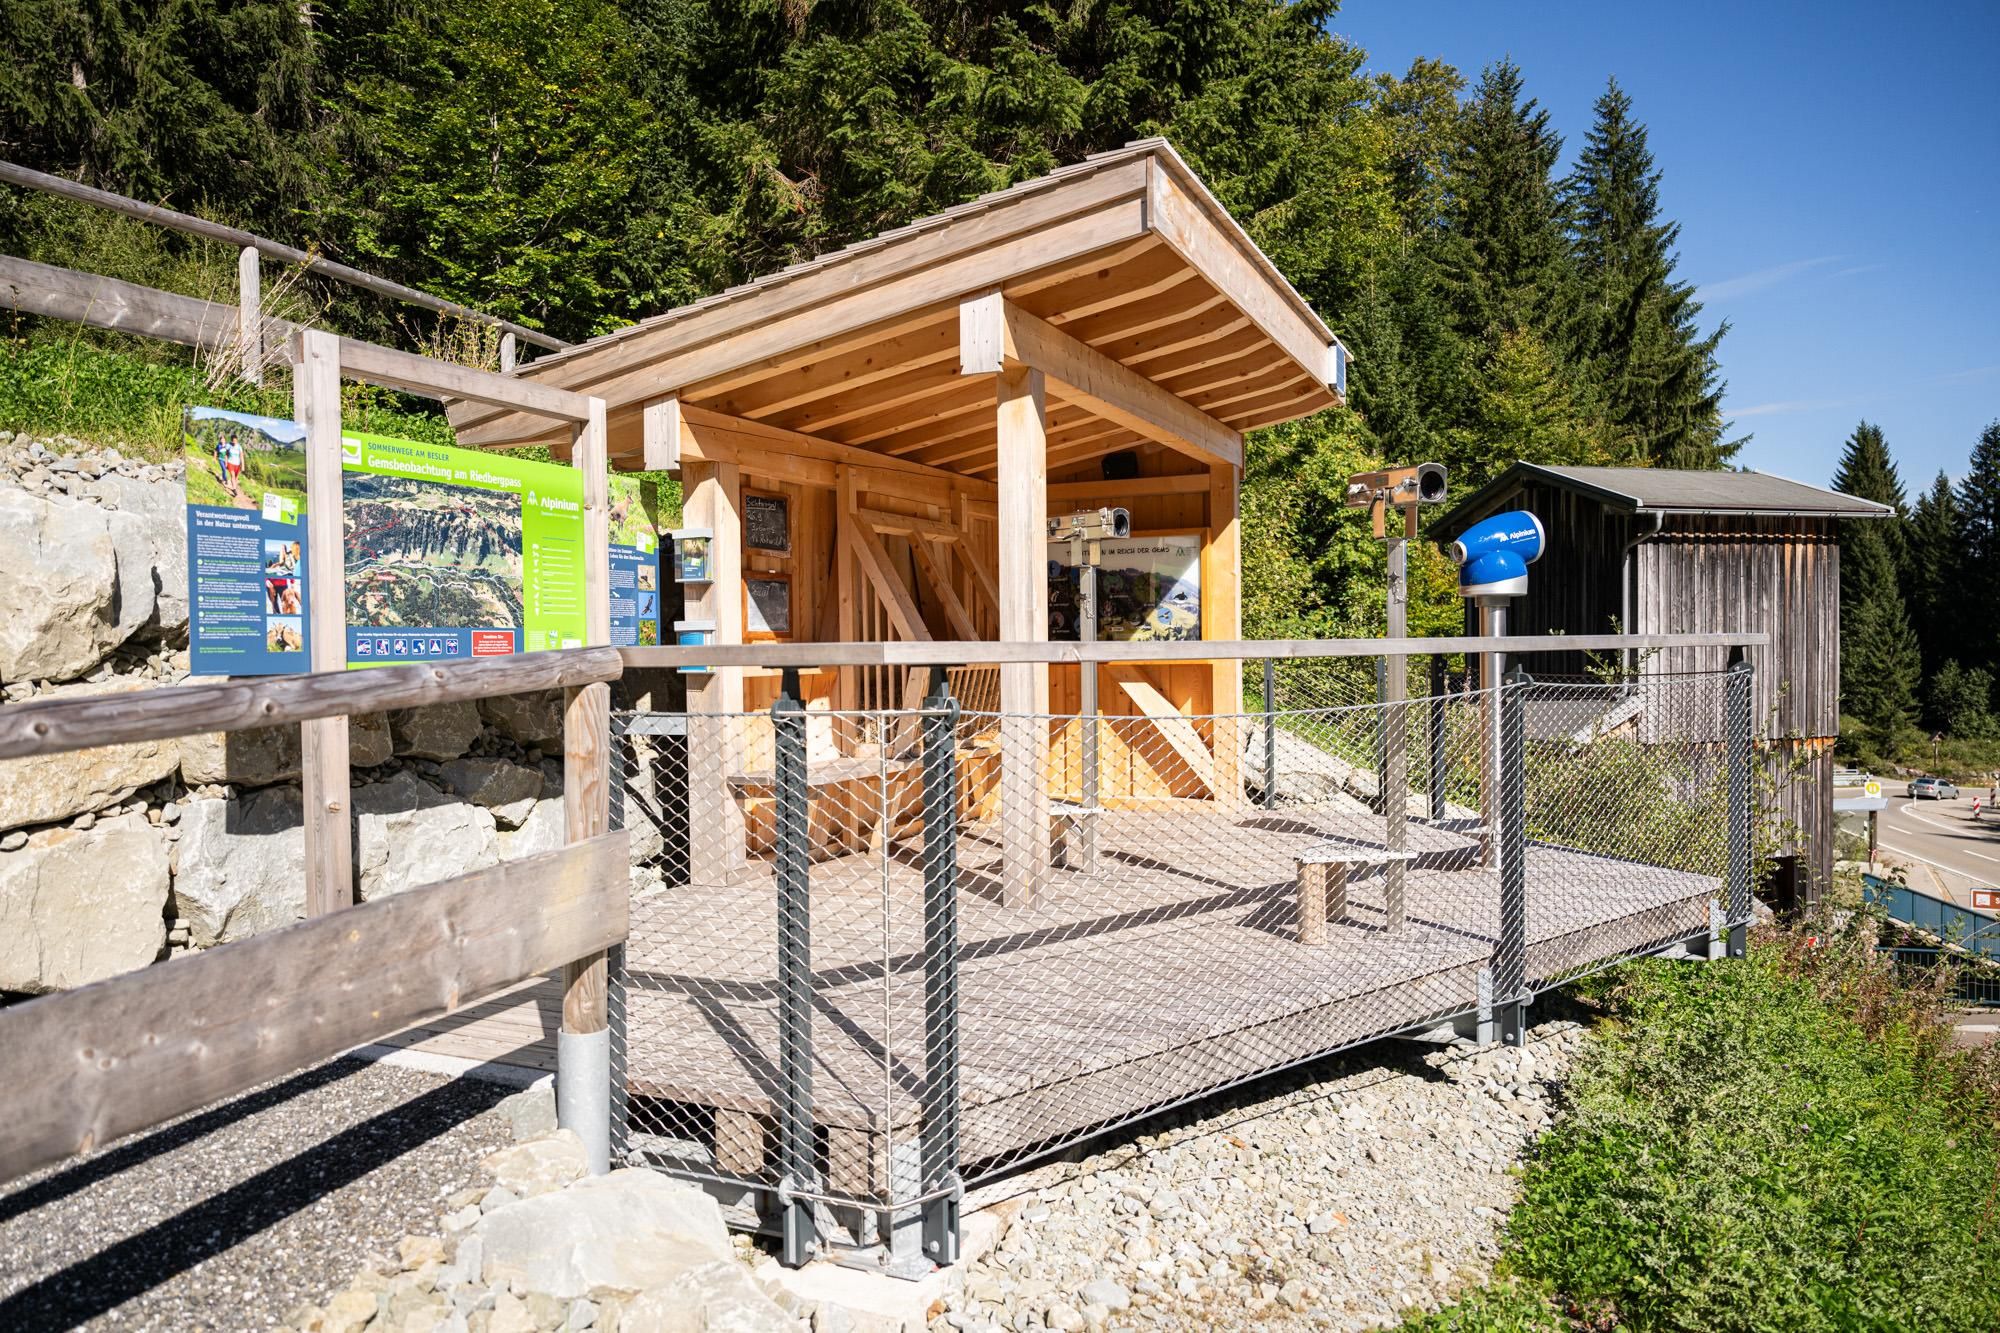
top-left (746, 575), bottom-right (792, 638)
top-left (744, 491), bottom-right (790, 554)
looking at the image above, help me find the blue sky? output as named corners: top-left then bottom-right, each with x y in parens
top-left (1332, 1), bottom-right (2000, 491)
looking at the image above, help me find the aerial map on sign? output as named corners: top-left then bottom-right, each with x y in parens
top-left (343, 473), bottom-right (526, 630)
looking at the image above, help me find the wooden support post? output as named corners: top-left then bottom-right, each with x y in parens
top-left (237, 246), bottom-right (262, 385)
top-left (1204, 461), bottom-right (1244, 812)
top-left (499, 331), bottom-right (518, 375)
top-left (294, 328), bottom-right (352, 916)
top-left (684, 458), bottom-right (746, 880)
top-left (642, 396), bottom-right (683, 472)
top-left (995, 365), bottom-right (1049, 906)
top-left (562, 396), bottom-right (615, 1174)
top-left (835, 465), bottom-right (858, 711)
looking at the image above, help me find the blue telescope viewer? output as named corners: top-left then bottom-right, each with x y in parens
top-left (1448, 510), bottom-right (1545, 599)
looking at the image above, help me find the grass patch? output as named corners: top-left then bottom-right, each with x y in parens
top-left (0, 335), bottom-right (457, 460)
top-left (1410, 921), bottom-right (2000, 1331)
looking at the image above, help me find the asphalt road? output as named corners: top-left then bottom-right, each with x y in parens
top-left (1875, 789), bottom-right (2000, 904)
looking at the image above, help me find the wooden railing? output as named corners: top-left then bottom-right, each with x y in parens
top-left (0, 648), bottom-right (626, 1184)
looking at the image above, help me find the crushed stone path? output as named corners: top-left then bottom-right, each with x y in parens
top-left (0, 1056), bottom-right (515, 1331)
top-left (936, 1018), bottom-right (1588, 1332)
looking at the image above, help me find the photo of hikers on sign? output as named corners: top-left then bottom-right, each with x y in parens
top-left (181, 406), bottom-right (308, 515)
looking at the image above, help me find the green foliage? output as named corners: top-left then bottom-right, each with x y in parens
top-left (1843, 591), bottom-right (1923, 747)
top-left (1499, 938), bottom-right (2000, 1332)
top-left (1397, 1281), bottom-right (1567, 1332)
top-left (0, 336), bottom-right (453, 459)
top-left (1929, 659), bottom-right (1998, 740)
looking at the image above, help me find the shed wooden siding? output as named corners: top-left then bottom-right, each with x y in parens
top-left (1636, 516), bottom-right (1840, 743)
top-left (1446, 488), bottom-right (1842, 895)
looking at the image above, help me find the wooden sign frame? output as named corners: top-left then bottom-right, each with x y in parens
top-left (743, 489), bottom-right (791, 556)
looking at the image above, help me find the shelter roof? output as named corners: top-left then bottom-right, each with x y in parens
top-left (446, 140), bottom-right (1345, 476)
top-left (1436, 462), bottom-right (1896, 534)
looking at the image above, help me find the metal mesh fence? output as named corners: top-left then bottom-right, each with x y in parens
top-left (608, 658), bottom-right (1750, 1264)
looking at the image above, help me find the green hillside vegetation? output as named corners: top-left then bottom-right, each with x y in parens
top-left (3, 0), bottom-right (1732, 661)
top-left (1405, 913), bottom-right (2000, 1332)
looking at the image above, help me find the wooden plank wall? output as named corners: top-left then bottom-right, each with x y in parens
top-left (1454, 480), bottom-right (1631, 681)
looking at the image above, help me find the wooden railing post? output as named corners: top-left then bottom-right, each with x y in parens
top-left (295, 327), bottom-right (353, 916)
top-left (237, 246), bottom-right (262, 385)
top-left (559, 398), bottom-right (615, 1174)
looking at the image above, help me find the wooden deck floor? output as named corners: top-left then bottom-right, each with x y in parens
top-left (382, 804), bottom-right (1718, 1183)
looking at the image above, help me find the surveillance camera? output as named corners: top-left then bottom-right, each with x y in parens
top-left (1448, 510), bottom-right (1544, 598)
top-left (1048, 507), bottom-right (1130, 541)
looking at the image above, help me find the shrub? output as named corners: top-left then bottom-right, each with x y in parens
top-left (1500, 930), bottom-right (2000, 1331)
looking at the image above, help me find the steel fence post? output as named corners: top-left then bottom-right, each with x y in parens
top-left (919, 667), bottom-right (963, 1266)
top-left (1726, 655), bottom-right (1754, 959)
top-left (1497, 667), bottom-right (1530, 1047)
top-left (773, 668), bottom-right (816, 1266)
top-left (607, 713), bottom-right (631, 1167)
top-left (1429, 658), bottom-right (1449, 821)
top-left (1263, 658), bottom-right (1278, 809)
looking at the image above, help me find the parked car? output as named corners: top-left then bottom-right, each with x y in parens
top-left (1909, 776), bottom-right (1960, 800)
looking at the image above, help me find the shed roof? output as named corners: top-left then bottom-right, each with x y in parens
top-left (446, 140), bottom-right (1345, 476)
top-left (1436, 462), bottom-right (1896, 533)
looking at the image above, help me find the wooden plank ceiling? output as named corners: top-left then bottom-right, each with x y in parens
top-left (447, 141), bottom-right (1343, 476)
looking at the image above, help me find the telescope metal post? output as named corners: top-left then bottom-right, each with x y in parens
top-left (1478, 598), bottom-right (1507, 868)
top-left (1382, 516), bottom-right (1410, 931)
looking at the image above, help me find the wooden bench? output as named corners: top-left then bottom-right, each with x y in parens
top-left (732, 756), bottom-right (921, 860)
top-left (1295, 844), bottom-right (1418, 944)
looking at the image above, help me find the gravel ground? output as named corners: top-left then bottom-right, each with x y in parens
top-left (0, 1057), bottom-right (514, 1331)
top-left (934, 1018), bottom-right (1589, 1333)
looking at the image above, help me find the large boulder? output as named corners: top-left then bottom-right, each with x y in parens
top-left (479, 690), bottom-right (564, 748)
top-left (0, 816), bottom-right (168, 993)
top-left (475, 1168), bottom-right (731, 1300)
top-left (179, 709), bottom-right (392, 787)
top-left (389, 702), bottom-right (484, 761)
top-left (101, 505), bottom-right (161, 646)
top-left (0, 488), bottom-right (124, 683)
top-left (439, 758), bottom-right (542, 827)
top-left (88, 472), bottom-right (189, 634)
top-left (0, 678), bottom-right (180, 832)
top-left (624, 1261), bottom-right (800, 1333)
top-left (482, 1128), bottom-right (588, 1199)
top-left (352, 770), bottom-right (499, 899)
top-left (170, 786), bottom-right (307, 946)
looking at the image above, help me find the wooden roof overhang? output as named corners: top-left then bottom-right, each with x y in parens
top-left (447, 141), bottom-right (1346, 484)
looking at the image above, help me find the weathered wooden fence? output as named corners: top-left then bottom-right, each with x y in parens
top-left (0, 648), bottom-right (626, 1184)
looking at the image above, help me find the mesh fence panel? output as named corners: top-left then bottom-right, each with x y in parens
top-left (609, 661), bottom-right (1747, 1231)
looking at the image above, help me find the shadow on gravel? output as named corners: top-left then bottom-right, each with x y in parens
top-left (0, 1060), bottom-right (508, 1329)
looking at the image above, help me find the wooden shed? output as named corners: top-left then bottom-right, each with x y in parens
top-left (445, 140), bottom-right (1346, 888)
top-left (1435, 462), bottom-right (1893, 900)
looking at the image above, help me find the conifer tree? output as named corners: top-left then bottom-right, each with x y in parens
top-left (1905, 472), bottom-right (1962, 674)
top-left (1566, 79), bottom-right (1733, 468)
top-left (1832, 422), bottom-right (1907, 715)
top-left (1956, 421), bottom-right (2000, 676)
top-left (1444, 60), bottom-right (1571, 342)
top-left (1844, 592), bottom-right (1923, 745)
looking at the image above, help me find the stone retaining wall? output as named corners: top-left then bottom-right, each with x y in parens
top-left (0, 434), bottom-right (655, 996)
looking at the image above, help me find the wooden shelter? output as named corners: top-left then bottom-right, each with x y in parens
top-left (449, 140), bottom-right (1347, 883)
top-left (1435, 462), bottom-right (1894, 899)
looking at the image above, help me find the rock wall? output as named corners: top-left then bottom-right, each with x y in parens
top-left (0, 434), bottom-right (648, 996)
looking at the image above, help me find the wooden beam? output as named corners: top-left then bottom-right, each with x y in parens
top-left (1049, 473), bottom-right (1209, 504)
top-left (0, 834), bottom-right (627, 1184)
top-left (1205, 462), bottom-right (1244, 810)
top-left (294, 328), bottom-right (353, 918)
top-left (682, 459), bottom-right (745, 883)
top-left (847, 517), bottom-right (931, 642)
top-left (642, 397), bottom-right (683, 472)
top-left (0, 159), bottom-right (565, 350)
top-left (856, 505), bottom-right (963, 544)
top-left (1107, 666), bottom-right (1216, 797)
top-left (1145, 160), bottom-right (1341, 397)
top-left (0, 649), bottom-right (623, 763)
top-left (576, 398), bottom-right (612, 646)
top-left (338, 338), bottom-right (593, 422)
top-left (681, 405), bottom-right (995, 502)
top-left (963, 297), bottom-right (1243, 469)
top-left (909, 535), bottom-right (979, 640)
top-left (995, 364), bottom-right (1050, 905)
top-left (452, 166), bottom-right (1152, 444)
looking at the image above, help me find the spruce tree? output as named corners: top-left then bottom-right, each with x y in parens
top-left (1845, 592), bottom-right (1923, 747)
top-left (1444, 60), bottom-right (1571, 342)
top-left (1957, 421), bottom-right (2000, 677)
top-left (1832, 422), bottom-right (1908, 716)
top-left (1905, 472), bottom-right (1962, 674)
top-left (1566, 79), bottom-right (1733, 468)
